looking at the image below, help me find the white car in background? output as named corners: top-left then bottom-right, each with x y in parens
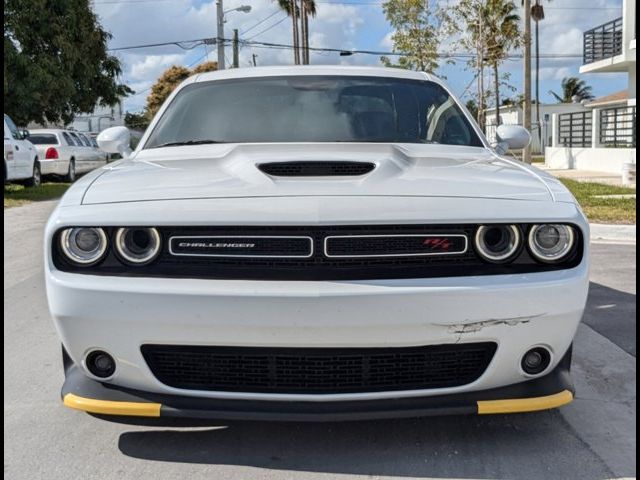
top-left (27, 129), bottom-right (107, 182)
top-left (4, 114), bottom-right (40, 186)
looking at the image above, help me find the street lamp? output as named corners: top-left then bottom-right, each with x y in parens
top-left (216, 1), bottom-right (251, 70)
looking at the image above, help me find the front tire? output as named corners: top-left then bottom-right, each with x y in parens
top-left (25, 161), bottom-right (41, 187)
top-left (64, 159), bottom-right (76, 182)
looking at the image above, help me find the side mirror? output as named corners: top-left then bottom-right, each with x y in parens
top-left (97, 126), bottom-right (132, 158)
top-left (494, 125), bottom-right (531, 155)
top-left (21, 129), bottom-right (30, 140)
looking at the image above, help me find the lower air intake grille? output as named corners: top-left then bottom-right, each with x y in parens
top-left (258, 161), bottom-right (375, 177)
top-left (141, 343), bottom-right (497, 394)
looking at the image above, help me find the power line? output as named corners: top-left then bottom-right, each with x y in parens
top-left (246, 14), bottom-right (290, 41)
top-left (107, 35), bottom-right (583, 59)
top-left (241, 9), bottom-right (282, 35)
top-left (108, 38), bottom-right (206, 51)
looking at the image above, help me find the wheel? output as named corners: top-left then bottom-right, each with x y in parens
top-left (25, 161), bottom-right (41, 187)
top-left (64, 159), bottom-right (76, 182)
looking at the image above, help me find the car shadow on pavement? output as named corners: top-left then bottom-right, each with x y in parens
top-left (117, 409), bottom-right (616, 480)
top-left (583, 282), bottom-right (636, 356)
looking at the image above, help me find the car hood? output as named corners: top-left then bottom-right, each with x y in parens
top-left (81, 143), bottom-right (553, 205)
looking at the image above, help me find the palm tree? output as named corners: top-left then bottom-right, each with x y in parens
top-left (531, 0), bottom-right (548, 143)
top-left (277, 0), bottom-right (300, 64)
top-left (301, 0), bottom-right (317, 64)
top-left (484, 0), bottom-right (521, 125)
top-left (550, 77), bottom-right (595, 103)
top-left (276, 0), bottom-right (316, 65)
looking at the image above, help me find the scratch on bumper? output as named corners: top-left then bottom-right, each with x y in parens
top-left (436, 314), bottom-right (546, 334)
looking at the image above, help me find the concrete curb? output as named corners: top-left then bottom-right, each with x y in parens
top-left (590, 224), bottom-right (636, 244)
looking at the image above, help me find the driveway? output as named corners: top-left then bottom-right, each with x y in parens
top-left (3, 201), bottom-right (636, 480)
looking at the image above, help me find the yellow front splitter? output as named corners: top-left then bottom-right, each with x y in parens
top-left (477, 390), bottom-right (574, 414)
top-left (63, 393), bottom-right (161, 417)
top-left (62, 389), bottom-right (573, 419)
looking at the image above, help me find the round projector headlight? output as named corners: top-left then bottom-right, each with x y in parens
top-left (474, 225), bottom-right (521, 262)
top-left (114, 227), bottom-right (161, 265)
top-left (528, 224), bottom-right (575, 263)
top-left (60, 227), bottom-right (108, 265)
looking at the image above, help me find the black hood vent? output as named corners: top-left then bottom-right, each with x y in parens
top-left (258, 161), bottom-right (376, 177)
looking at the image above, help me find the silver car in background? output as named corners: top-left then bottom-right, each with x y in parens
top-left (27, 129), bottom-right (107, 182)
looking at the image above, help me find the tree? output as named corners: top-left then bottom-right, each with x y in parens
top-left (550, 77), bottom-right (594, 103)
top-left (277, 0), bottom-right (301, 64)
top-left (484, 0), bottom-right (520, 125)
top-left (4, 0), bottom-right (132, 126)
top-left (301, 1), bottom-right (317, 64)
top-left (449, 0), bottom-right (519, 129)
top-left (145, 61), bottom-right (217, 118)
top-left (380, 0), bottom-right (443, 73)
top-left (465, 99), bottom-right (479, 119)
top-left (124, 112), bottom-right (150, 131)
top-left (276, 0), bottom-right (316, 65)
top-left (531, 0), bottom-right (550, 144)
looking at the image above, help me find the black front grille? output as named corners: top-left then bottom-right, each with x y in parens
top-left (141, 343), bottom-right (497, 394)
top-left (53, 224), bottom-right (584, 280)
top-left (170, 236), bottom-right (312, 258)
top-left (258, 161), bottom-right (375, 177)
top-left (325, 234), bottom-right (468, 257)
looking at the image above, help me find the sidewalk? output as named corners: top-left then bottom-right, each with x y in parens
top-left (538, 165), bottom-right (636, 188)
top-left (590, 223), bottom-right (636, 244)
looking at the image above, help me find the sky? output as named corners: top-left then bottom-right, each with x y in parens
top-left (91, 0), bottom-right (628, 113)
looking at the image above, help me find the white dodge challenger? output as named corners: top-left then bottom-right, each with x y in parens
top-left (45, 66), bottom-right (588, 421)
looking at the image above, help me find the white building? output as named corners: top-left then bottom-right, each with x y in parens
top-left (28, 100), bottom-right (125, 136)
top-left (69, 101), bottom-right (125, 135)
top-left (485, 103), bottom-right (587, 154)
top-left (545, 0), bottom-right (636, 177)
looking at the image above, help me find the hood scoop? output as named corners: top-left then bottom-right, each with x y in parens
top-left (257, 161), bottom-right (376, 177)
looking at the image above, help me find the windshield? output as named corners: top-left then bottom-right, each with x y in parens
top-left (144, 76), bottom-right (483, 148)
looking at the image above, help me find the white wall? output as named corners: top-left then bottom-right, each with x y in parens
top-left (545, 146), bottom-right (636, 173)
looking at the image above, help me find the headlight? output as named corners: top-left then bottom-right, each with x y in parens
top-left (474, 225), bottom-right (521, 262)
top-left (60, 227), bottom-right (108, 265)
top-left (114, 227), bottom-right (161, 265)
top-left (528, 224), bottom-right (575, 263)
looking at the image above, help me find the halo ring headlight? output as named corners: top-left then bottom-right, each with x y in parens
top-left (528, 224), bottom-right (575, 263)
top-left (114, 227), bottom-right (162, 265)
top-left (474, 225), bottom-right (521, 263)
top-left (60, 227), bottom-right (108, 266)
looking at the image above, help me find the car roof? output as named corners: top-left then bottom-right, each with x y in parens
top-left (29, 129), bottom-right (69, 134)
top-left (192, 65), bottom-right (435, 84)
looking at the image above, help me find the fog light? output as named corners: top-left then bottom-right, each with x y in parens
top-left (521, 347), bottom-right (551, 375)
top-left (86, 350), bottom-right (116, 378)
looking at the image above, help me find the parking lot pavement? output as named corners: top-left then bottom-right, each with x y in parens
top-left (4, 201), bottom-right (636, 480)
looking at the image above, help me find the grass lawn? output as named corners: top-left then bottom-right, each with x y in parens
top-left (4, 182), bottom-right (71, 208)
top-left (560, 178), bottom-right (636, 225)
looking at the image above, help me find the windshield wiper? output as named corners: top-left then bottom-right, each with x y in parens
top-left (149, 139), bottom-right (228, 148)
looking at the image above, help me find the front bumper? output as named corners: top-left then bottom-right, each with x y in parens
top-left (47, 258), bottom-right (588, 403)
top-left (61, 347), bottom-right (574, 422)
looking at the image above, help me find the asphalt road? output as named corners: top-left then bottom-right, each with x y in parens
top-left (4, 201), bottom-right (636, 480)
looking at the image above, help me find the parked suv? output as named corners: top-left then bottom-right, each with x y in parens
top-left (28, 129), bottom-right (107, 181)
top-left (3, 114), bottom-right (40, 186)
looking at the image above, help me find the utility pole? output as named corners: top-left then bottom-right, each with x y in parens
top-left (216, 0), bottom-right (225, 70)
top-left (523, 0), bottom-right (532, 163)
top-left (252, 53), bottom-right (258, 67)
top-left (232, 29), bottom-right (239, 68)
